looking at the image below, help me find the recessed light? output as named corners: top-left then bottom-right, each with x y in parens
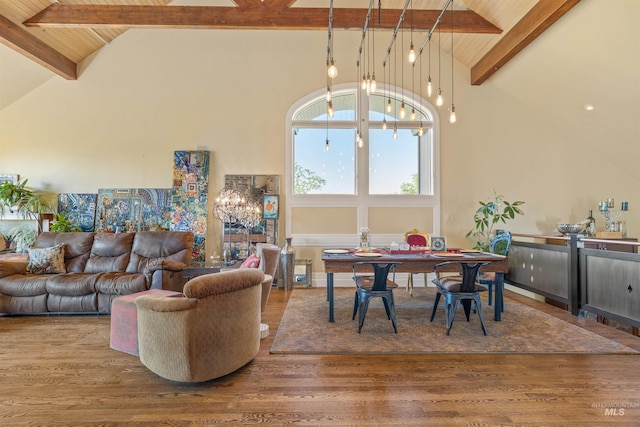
top-left (584, 104), bottom-right (595, 111)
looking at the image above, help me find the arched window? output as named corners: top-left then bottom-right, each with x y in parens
top-left (285, 83), bottom-right (440, 245)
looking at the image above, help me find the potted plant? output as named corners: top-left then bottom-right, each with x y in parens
top-left (7, 224), bottom-right (38, 253)
top-left (50, 213), bottom-right (81, 233)
top-left (1, 231), bottom-right (13, 251)
top-left (0, 178), bottom-right (53, 223)
top-left (466, 190), bottom-right (525, 252)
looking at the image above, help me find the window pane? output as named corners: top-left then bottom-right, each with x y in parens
top-left (293, 127), bottom-right (356, 194)
top-left (369, 128), bottom-right (420, 195)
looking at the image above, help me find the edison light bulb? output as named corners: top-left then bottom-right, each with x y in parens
top-left (449, 105), bottom-right (457, 123)
top-left (408, 44), bottom-right (416, 63)
top-left (400, 102), bottom-right (406, 119)
top-left (411, 108), bottom-right (416, 121)
top-left (328, 100), bottom-right (334, 117)
top-left (436, 89), bottom-right (443, 107)
top-left (328, 60), bottom-right (338, 78)
top-left (386, 99), bottom-right (392, 113)
top-left (370, 75), bottom-right (376, 93)
top-left (325, 139), bottom-right (330, 151)
top-left (427, 78), bottom-right (433, 97)
top-left (361, 74), bottom-right (367, 90)
top-left (382, 119), bottom-right (387, 130)
top-left (393, 124), bottom-right (398, 139)
top-left (326, 87), bottom-right (332, 102)
top-left (418, 126), bottom-right (424, 136)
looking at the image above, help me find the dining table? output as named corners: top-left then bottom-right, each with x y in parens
top-left (322, 249), bottom-right (509, 323)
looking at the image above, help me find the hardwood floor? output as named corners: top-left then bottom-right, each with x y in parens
top-left (1, 288), bottom-right (639, 426)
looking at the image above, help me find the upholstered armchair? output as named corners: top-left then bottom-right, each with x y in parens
top-left (134, 268), bottom-right (265, 383)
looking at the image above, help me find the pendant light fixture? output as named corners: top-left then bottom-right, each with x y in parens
top-left (400, 17), bottom-right (406, 120)
top-left (393, 35), bottom-right (398, 140)
top-left (382, 61), bottom-right (388, 130)
top-left (449, 0), bottom-right (457, 124)
top-left (427, 38), bottom-right (433, 97)
top-left (408, 0), bottom-right (416, 63)
top-left (327, 1), bottom-right (337, 79)
top-left (418, 50), bottom-right (424, 135)
top-left (436, 22), bottom-right (444, 107)
top-left (325, 108), bottom-right (330, 152)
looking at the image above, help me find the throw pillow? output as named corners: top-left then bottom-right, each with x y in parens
top-left (26, 244), bottom-right (66, 274)
top-left (240, 254), bottom-right (260, 269)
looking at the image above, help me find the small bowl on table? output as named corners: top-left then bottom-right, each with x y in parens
top-left (556, 223), bottom-right (587, 235)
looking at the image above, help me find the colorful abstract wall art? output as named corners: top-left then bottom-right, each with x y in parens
top-left (95, 188), bottom-right (172, 232)
top-left (170, 150), bottom-right (210, 266)
top-left (57, 194), bottom-right (98, 232)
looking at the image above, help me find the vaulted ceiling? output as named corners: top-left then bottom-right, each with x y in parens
top-left (0, 0), bottom-right (580, 84)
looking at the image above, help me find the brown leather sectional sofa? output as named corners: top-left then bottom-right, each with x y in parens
top-left (0, 231), bottom-right (194, 314)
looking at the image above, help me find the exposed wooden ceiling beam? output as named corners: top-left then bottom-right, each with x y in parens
top-left (471, 0), bottom-right (582, 85)
top-left (0, 14), bottom-right (77, 80)
top-left (24, 5), bottom-right (501, 34)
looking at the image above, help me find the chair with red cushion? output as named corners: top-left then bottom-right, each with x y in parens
top-left (404, 229), bottom-right (430, 295)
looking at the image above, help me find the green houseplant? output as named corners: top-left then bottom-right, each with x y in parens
top-left (466, 190), bottom-right (525, 252)
top-left (7, 224), bottom-right (38, 253)
top-left (0, 178), bottom-right (53, 222)
top-left (50, 213), bottom-right (81, 232)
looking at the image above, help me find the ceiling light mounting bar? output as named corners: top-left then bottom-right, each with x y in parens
top-left (416, 0), bottom-right (452, 58)
top-left (326, 0), bottom-right (334, 65)
top-left (382, 0), bottom-right (411, 68)
top-left (356, 0), bottom-right (374, 65)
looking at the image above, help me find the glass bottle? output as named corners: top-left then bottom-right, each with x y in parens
top-left (587, 210), bottom-right (596, 237)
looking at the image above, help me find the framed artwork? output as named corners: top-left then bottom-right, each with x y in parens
top-left (0, 174), bottom-right (18, 185)
top-left (263, 195), bottom-right (278, 219)
top-left (57, 193), bottom-right (98, 232)
top-left (431, 237), bottom-right (446, 252)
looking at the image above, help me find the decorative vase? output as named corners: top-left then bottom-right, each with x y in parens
top-left (280, 237), bottom-right (295, 291)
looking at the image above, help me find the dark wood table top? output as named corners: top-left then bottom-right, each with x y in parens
top-left (322, 250), bottom-right (508, 274)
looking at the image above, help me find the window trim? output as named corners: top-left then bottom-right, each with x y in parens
top-left (285, 83), bottom-right (441, 245)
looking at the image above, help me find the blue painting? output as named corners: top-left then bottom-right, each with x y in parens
top-left (57, 194), bottom-right (98, 232)
top-left (170, 151), bottom-right (210, 266)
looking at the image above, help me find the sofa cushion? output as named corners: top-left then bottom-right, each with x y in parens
top-left (26, 244), bottom-right (66, 274)
top-left (94, 272), bottom-right (148, 295)
top-left (126, 231), bottom-right (194, 274)
top-left (35, 232), bottom-right (95, 272)
top-left (47, 294), bottom-right (98, 312)
top-left (240, 254), bottom-right (260, 269)
top-left (85, 232), bottom-right (134, 273)
top-left (0, 274), bottom-right (49, 296)
top-left (45, 273), bottom-right (100, 296)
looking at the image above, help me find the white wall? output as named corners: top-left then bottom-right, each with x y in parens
top-left (1, 0), bottom-right (638, 252)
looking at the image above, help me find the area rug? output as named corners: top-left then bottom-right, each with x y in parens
top-left (271, 288), bottom-right (638, 354)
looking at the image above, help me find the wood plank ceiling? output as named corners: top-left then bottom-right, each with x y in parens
top-left (0, 0), bottom-right (581, 84)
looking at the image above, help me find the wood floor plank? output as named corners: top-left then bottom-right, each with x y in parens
top-left (1, 288), bottom-right (639, 425)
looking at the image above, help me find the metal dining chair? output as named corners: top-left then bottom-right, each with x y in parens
top-left (352, 261), bottom-right (402, 333)
top-left (430, 261), bottom-right (490, 335)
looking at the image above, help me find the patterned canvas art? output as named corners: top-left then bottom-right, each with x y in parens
top-left (95, 188), bottom-right (172, 232)
top-left (57, 193), bottom-right (98, 232)
top-left (170, 150), bottom-right (209, 266)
